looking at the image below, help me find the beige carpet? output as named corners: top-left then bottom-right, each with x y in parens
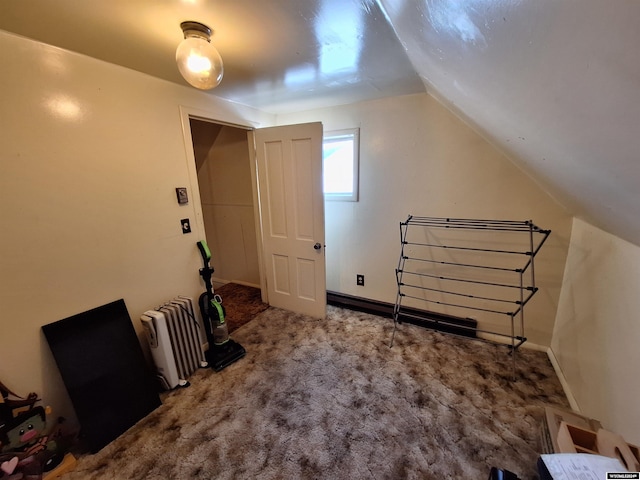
top-left (59, 306), bottom-right (568, 479)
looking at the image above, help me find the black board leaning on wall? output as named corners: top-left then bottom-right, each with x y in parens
top-left (43, 299), bottom-right (161, 453)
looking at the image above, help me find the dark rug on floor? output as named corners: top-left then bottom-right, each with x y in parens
top-left (214, 283), bottom-right (268, 333)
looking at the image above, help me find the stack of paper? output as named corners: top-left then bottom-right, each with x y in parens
top-left (538, 454), bottom-right (631, 479)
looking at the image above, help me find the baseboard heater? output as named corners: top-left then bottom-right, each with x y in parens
top-left (141, 296), bottom-right (207, 390)
top-left (327, 291), bottom-right (477, 338)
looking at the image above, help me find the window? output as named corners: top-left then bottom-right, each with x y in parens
top-left (322, 128), bottom-right (359, 202)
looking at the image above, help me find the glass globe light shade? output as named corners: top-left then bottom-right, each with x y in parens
top-left (176, 23), bottom-right (224, 90)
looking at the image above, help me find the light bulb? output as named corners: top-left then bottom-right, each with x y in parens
top-left (176, 22), bottom-right (224, 90)
top-left (187, 54), bottom-right (212, 73)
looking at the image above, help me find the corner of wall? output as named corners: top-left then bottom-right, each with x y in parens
top-left (546, 346), bottom-right (580, 412)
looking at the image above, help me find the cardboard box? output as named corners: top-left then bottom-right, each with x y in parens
top-left (557, 422), bottom-right (598, 454)
top-left (556, 422), bottom-right (640, 472)
top-left (540, 406), bottom-right (602, 454)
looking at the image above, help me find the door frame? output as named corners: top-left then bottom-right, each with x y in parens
top-left (178, 105), bottom-right (268, 303)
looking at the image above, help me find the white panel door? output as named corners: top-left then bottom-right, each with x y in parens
top-left (252, 122), bottom-right (326, 318)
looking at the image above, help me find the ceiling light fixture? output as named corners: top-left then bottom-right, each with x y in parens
top-left (176, 21), bottom-right (224, 90)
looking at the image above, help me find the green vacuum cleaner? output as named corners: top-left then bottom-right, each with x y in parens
top-left (196, 240), bottom-right (246, 371)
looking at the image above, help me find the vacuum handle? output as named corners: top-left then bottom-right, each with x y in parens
top-left (197, 240), bottom-right (212, 265)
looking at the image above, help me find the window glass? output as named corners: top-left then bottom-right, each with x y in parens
top-left (323, 128), bottom-right (359, 201)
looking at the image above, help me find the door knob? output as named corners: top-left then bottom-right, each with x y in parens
top-left (313, 243), bottom-right (322, 250)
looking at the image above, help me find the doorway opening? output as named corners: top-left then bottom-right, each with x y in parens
top-left (189, 118), bottom-right (261, 313)
top-left (181, 106), bottom-right (327, 319)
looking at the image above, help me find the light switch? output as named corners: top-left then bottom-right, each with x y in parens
top-left (181, 218), bottom-right (191, 234)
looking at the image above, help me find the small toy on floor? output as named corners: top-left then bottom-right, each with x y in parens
top-left (0, 381), bottom-right (39, 426)
top-left (0, 381), bottom-right (77, 480)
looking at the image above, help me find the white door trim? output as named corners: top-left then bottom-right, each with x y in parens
top-left (178, 105), bottom-right (267, 300)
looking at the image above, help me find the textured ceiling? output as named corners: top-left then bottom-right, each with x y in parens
top-left (0, 0), bottom-right (638, 247)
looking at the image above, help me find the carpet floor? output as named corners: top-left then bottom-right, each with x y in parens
top-left (59, 306), bottom-right (568, 479)
top-left (213, 283), bottom-right (269, 333)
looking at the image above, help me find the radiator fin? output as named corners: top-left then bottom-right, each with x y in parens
top-left (141, 296), bottom-right (206, 389)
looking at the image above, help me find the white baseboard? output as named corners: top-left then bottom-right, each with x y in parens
top-left (227, 279), bottom-right (261, 289)
top-left (211, 277), bottom-right (260, 289)
top-left (546, 347), bottom-right (580, 412)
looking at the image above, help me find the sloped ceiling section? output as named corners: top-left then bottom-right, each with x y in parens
top-left (377, 0), bottom-right (640, 247)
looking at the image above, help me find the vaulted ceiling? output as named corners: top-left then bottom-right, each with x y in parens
top-left (1, 0), bottom-right (638, 247)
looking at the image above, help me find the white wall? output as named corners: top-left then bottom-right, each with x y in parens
top-left (0, 31), bottom-right (274, 424)
top-left (552, 218), bottom-right (640, 445)
top-left (278, 94), bottom-right (572, 347)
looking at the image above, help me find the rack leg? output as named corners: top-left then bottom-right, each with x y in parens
top-left (390, 320), bottom-right (397, 348)
top-left (511, 313), bottom-right (516, 381)
top-left (390, 300), bottom-right (401, 348)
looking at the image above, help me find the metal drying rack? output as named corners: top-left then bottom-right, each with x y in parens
top-left (391, 215), bottom-right (551, 376)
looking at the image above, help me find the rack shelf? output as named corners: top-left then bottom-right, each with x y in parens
top-left (391, 215), bottom-right (551, 372)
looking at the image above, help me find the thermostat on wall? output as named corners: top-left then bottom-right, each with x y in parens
top-left (176, 187), bottom-right (188, 204)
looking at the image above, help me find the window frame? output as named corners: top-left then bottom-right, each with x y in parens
top-left (322, 128), bottom-right (360, 202)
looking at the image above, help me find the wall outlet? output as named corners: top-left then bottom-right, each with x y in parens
top-left (356, 274), bottom-right (364, 286)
